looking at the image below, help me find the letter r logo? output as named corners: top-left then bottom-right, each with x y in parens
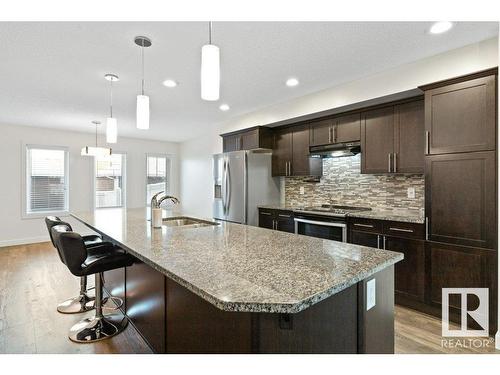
top-left (442, 288), bottom-right (489, 337)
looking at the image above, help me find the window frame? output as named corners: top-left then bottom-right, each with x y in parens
top-left (92, 151), bottom-right (127, 210)
top-left (22, 144), bottom-right (70, 219)
top-left (145, 153), bottom-right (171, 206)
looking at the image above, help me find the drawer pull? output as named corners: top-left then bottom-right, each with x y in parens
top-left (354, 223), bottom-right (374, 228)
top-left (278, 214), bottom-right (291, 218)
top-left (389, 227), bottom-right (414, 233)
top-left (260, 212), bottom-right (272, 216)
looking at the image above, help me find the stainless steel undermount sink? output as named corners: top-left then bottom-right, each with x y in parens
top-left (162, 216), bottom-right (219, 228)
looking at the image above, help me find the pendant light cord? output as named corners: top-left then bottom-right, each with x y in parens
top-left (208, 21), bottom-right (212, 44)
top-left (109, 79), bottom-right (113, 118)
top-left (141, 40), bottom-right (145, 95)
top-left (95, 123), bottom-right (98, 147)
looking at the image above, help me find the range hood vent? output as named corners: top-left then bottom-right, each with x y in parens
top-left (309, 141), bottom-right (361, 158)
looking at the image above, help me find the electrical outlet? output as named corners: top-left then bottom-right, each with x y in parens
top-left (366, 278), bottom-right (376, 311)
top-left (299, 186), bottom-right (305, 195)
top-left (407, 187), bottom-right (415, 199)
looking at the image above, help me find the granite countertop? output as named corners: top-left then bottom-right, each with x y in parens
top-left (71, 208), bottom-right (403, 314)
top-left (258, 204), bottom-right (424, 224)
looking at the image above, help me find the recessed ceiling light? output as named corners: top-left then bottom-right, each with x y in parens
top-left (429, 21), bottom-right (453, 34)
top-left (163, 79), bottom-right (178, 88)
top-left (219, 104), bottom-right (230, 111)
top-left (286, 78), bottom-right (299, 87)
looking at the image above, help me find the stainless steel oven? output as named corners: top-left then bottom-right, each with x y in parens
top-left (294, 213), bottom-right (347, 242)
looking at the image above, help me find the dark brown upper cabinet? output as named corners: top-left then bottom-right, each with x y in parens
top-left (309, 118), bottom-right (333, 147)
top-left (336, 113), bottom-right (362, 143)
top-left (361, 106), bottom-right (395, 174)
top-left (422, 73), bottom-right (496, 155)
top-left (361, 99), bottom-right (424, 174)
top-left (272, 128), bottom-right (292, 176)
top-left (425, 151), bottom-right (496, 250)
top-left (309, 114), bottom-right (360, 146)
top-left (394, 100), bottom-right (424, 173)
top-left (221, 127), bottom-right (273, 152)
top-left (272, 125), bottom-right (322, 177)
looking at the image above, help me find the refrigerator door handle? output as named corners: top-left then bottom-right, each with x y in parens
top-left (222, 158), bottom-right (228, 215)
top-left (226, 159), bottom-right (231, 215)
top-left (243, 152), bottom-right (248, 224)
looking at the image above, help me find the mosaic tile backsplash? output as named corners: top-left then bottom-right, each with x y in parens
top-left (285, 154), bottom-right (424, 211)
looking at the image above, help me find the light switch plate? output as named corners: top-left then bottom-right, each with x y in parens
top-left (299, 186), bottom-right (305, 195)
top-left (367, 278), bottom-right (376, 311)
top-left (407, 187), bottom-right (415, 199)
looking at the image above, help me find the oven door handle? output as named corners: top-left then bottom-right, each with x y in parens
top-left (293, 218), bottom-right (347, 228)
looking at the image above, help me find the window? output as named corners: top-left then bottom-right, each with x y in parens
top-left (25, 146), bottom-right (69, 215)
top-left (146, 154), bottom-right (169, 205)
top-left (94, 153), bottom-right (125, 208)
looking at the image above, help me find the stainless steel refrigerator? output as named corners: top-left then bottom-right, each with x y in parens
top-left (213, 150), bottom-right (280, 226)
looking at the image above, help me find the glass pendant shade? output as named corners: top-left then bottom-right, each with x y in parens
top-left (106, 117), bottom-right (117, 143)
top-left (136, 95), bottom-right (150, 130)
top-left (81, 146), bottom-right (112, 157)
top-left (201, 44), bottom-right (220, 101)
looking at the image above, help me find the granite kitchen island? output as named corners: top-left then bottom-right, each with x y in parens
top-left (71, 208), bottom-right (403, 354)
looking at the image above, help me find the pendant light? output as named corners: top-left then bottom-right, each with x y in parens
top-left (134, 36), bottom-right (152, 130)
top-left (201, 21), bottom-right (220, 101)
top-left (81, 121), bottom-right (112, 157)
top-left (104, 73), bottom-right (119, 143)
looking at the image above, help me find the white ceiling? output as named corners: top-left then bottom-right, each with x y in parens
top-left (0, 22), bottom-right (497, 143)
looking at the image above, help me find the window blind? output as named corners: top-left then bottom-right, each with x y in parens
top-left (26, 147), bottom-right (68, 213)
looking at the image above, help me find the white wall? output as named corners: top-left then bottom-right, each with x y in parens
top-left (179, 37), bottom-right (499, 218)
top-left (0, 124), bottom-right (179, 246)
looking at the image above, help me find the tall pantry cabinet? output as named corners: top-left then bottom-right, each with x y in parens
top-left (419, 68), bottom-right (498, 334)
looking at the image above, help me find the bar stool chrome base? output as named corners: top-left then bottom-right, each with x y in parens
top-left (57, 294), bottom-right (95, 314)
top-left (102, 296), bottom-right (124, 310)
top-left (57, 276), bottom-right (96, 314)
top-left (69, 313), bottom-right (128, 343)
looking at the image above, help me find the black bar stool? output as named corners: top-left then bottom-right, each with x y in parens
top-left (51, 225), bottom-right (134, 343)
top-left (45, 216), bottom-right (104, 314)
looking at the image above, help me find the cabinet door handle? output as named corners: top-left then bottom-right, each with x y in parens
top-left (328, 126), bottom-right (332, 143)
top-left (278, 214), bottom-right (291, 218)
top-left (425, 131), bottom-right (430, 155)
top-left (354, 223), bottom-right (374, 228)
top-left (332, 125), bottom-right (336, 143)
top-left (393, 153), bottom-right (397, 173)
top-left (389, 227), bottom-right (414, 233)
top-left (261, 212), bottom-right (272, 216)
top-left (377, 235), bottom-right (381, 249)
top-left (388, 153), bottom-right (392, 173)
top-left (383, 235), bottom-right (386, 250)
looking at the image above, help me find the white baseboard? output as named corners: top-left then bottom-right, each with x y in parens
top-left (496, 331), bottom-right (500, 350)
top-left (0, 236), bottom-right (49, 248)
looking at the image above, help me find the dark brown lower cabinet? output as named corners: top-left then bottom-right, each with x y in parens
top-left (258, 209), bottom-right (274, 230)
top-left (385, 236), bottom-right (425, 302)
top-left (349, 226), bottom-right (425, 303)
top-left (125, 258), bottom-right (166, 353)
top-left (427, 241), bottom-right (497, 334)
top-left (258, 208), bottom-right (294, 233)
top-left (349, 230), bottom-right (379, 248)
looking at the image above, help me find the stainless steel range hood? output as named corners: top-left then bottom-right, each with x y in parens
top-left (309, 141), bottom-right (361, 158)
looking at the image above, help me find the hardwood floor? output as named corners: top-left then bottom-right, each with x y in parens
top-left (0, 242), bottom-right (498, 354)
top-left (0, 242), bottom-right (152, 354)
